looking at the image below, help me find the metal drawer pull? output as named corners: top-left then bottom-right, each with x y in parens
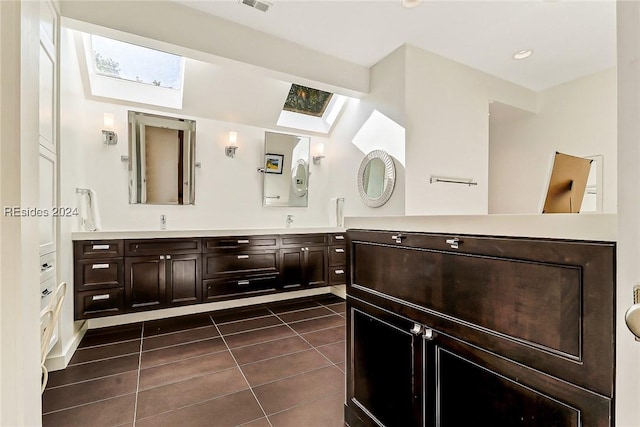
top-left (91, 263), bottom-right (109, 269)
top-left (446, 238), bottom-right (460, 249)
top-left (237, 239), bottom-right (250, 244)
top-left (335, 269), bottom-right (345, 275)
top-left (334, 235), bottom-right (345, 240)
top-left (391, 234), bottom-right (404, 243)
top-left (166, 255), bottom-right (171, 260)
top-left (92, 294), bottom-right (110, 301)
top-left (237, 255), bottom-right (250, 259)
top-left (41, 289), bottom-right (52, 297)
top-left (92, 244), bottom-right (110, 250)
top-left (334, 248), bottom-right (345, 253)
top-left (160, 255), bottom-right (165, 260)
top-left (423, 328), bottom-right (435, 341)
top-left (41, 263), bottom-right (53, 271)
top-left (410, 323), bottom-right (423, 335)
top-left (238, 280), bottom-right (250, 285)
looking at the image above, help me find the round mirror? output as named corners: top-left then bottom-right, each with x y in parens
top-left (357, 150), bottom-right (396, 207)
top-left (292, 159), bottom-right (308, 197)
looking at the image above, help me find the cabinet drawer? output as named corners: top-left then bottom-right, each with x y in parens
top-left (204, 235), bottom-right (278, 251)
top-left (329, 245), bottom-right (346, 266)
top-left (281, 234), bottom-right (327, 247)
top-left (75, 240), bottom-right (123, 259)
top-left (330, 266), bottom-right (347, 285)
top-left (40, 252), bottom-right (56, 283)
top-left (75, 259), bottom-right (124, 291)
top-left (329, 233), bottom-right (346, 244)
top-left (203, 251), bottom-right (279, 278)
top-left (75, 288), bottom-right (125, 319)
top-left (125, 238), bottom-right (201, 256)
top-left (203, 276), bottom-right (279, 302)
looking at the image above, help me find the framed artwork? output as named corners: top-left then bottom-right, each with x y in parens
top-left (265, 153), bottom-right (284, 174)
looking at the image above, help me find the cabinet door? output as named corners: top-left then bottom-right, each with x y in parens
top-left (347, 298), bottom-right (426, 427)
top-left (280, 248), bottom-right (304, 288)
top-left (167, 254), bottom-right (201, 306)
top-left (125, 256), bottom-right (166, 310)
top-left (305, 246), bottom-right (327, 287)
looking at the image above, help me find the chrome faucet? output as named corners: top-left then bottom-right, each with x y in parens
top-left (286, 214), bottom-right (294, 228)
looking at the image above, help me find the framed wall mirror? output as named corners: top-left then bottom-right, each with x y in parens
top-left (263, 131), bottom-right (310, 207)
top-left (357, 149), bottom-right (396, 208)
top-left (128, 111), bottom-right (196, 205)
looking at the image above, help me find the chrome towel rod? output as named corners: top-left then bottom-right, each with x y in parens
top-left (76, 188), bottom-right (91, 194)
top-left (429, 176), bottom-right (478, 186)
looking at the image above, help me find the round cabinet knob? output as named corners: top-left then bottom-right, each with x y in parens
top-left (625, 304), bottom-right (640, 338)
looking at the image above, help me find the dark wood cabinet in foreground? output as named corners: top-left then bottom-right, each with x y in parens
top-left (74, 232), bottom-right (345, 319)
top-left (345, 230), bottom-right (615, 427)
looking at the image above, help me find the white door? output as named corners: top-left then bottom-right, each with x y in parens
top-left (615, 2), bottom-right (640, 425)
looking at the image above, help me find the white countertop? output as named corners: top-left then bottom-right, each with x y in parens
top-left (344, 214), bottom-right (617, 242)
top-left (72, 227), bottom-right (346, 240)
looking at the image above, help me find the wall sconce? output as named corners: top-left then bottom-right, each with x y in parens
top-left (102, 113), bottom-right (118, 145)
top-left (225, 131), bottom-right (238, 158)
top-left (313, 142), bottom-right (325, 165)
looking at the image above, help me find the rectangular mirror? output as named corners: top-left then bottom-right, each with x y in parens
top-left (263, 131), bottom-right (310, 207)
top-left (128, 111), bottom-right (196, 205)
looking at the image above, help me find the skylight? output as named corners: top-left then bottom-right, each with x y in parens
top-left (277, 84), bottom-right (347, 134)
top-left (81, 32), bottom-right (185, 109)
top-left (92, 35), bottom-right (183, 89)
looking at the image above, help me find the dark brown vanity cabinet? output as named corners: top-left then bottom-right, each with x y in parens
top-left (345, 230), bottom-right (615, 427)
top-left (125, 239), bottom-right (202, 310)
top-left (280, 234), bottom-right (328, 289)
top-left (74, 232), bottom-right (342, 319)
top-left (202, 235), bottom-right (279, 302)
top-left (74, 240), bottom-right (125, 319)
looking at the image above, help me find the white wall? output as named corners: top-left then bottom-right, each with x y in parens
top-left (489, 68), bottom-right (617, 214)
top-left (60, 27), bottom-right (332, 232)
top-left (404, 45), bottom-right (537, 215)
top-left (327, 47), bottom-right (407, 218)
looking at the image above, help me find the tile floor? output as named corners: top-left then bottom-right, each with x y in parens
top-left (42, 294), bottom-right (347, 427)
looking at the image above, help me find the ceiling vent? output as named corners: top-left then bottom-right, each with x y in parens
top-left (240, 0), bottom-right (272, 12)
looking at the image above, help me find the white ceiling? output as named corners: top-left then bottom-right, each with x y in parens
top-left (176, 0), bottom-right (616, 91)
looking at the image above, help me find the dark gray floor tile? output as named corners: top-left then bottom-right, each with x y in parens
top-left (277, 307), bottom-right (335, 323)
top-left (43, 371), bottom-right (138, 414)
top-left (46, 354), bottom-right (139, 388)
top-left (289, 315), bottom-right (345, 334)
top-left (301, 326), bottom-right (345, 347)
top-left (142, 325), bottom-right (219, 351)
top-left (135, 390), bottom-right (264, 427)
top-left (316, 341), bottom-right (346, 364)
top-left (217, 315), bottom-right (283, 335)
top-left (224, 325), bottom-right (296, 349)
top-left (210, 306), bottom-right (272, 324)
top-left (268, 391), bottom-right (345, 427)
top-left (232, 336), bottom-right (311, 365)
top-left (239, 418), bottom-right (272, 427)
top-left (314, 294), bottom-right (345, 306)
top-left (136, 367), bottom-right (248, 420)
top-left (268, 298), bottom-right (322, 314)
top-left (69, 340), bottom-right (141, 365)
top-left (144, 313), bottom-right (214, 337)
top-left (325, 302), bottom-right (346, 315)
top-left (79, 324), bottom-right (142, 348)
top-left (253, 365), bottom-right (344, 415)
top-left (138, 351), bottom-right (235, 390)
top-left (140, 337), bottom-right (227, 369)
top-left (242, 349), bottom-right (330, 387)
top-left (42, 394), bottom-right (135, 427)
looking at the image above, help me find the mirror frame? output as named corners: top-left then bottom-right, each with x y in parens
top-left (128, 111), bottom-right (196, 205)
top-left (357, 149), bottom-right (396, 208)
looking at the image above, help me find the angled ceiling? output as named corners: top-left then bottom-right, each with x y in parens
top-left (176, 0), bottom-right (616, 91)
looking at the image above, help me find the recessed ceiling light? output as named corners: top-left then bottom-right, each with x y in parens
top-left (513, 49), bottom-right (533, 60)
top-left (402, 0), bottom-right (422, 8)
